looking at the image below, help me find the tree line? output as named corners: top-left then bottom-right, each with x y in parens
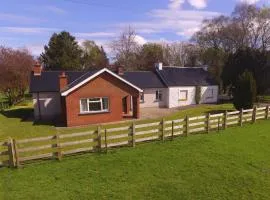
top-left (0, 3), bottom-right (270, 109)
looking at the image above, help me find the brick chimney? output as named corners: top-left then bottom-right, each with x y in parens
top-left (33, 62), bottom-right (42, 76)
top-left (59, 72), bottom-right (68, 90)
top-left (117, 65), bottom-right (124, 75)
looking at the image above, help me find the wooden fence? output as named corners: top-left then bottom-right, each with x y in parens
top-left (0, 105), bottom-right (269, 168)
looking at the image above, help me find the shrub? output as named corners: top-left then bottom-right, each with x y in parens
top-left (195, 86), bottom-right (201, 104)
top-left (233, 70), bottom-right (257, 110)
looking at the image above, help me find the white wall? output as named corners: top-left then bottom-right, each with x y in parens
top-left (33, 92), bottom-right (62, 120)
top-left (168, 86), bottom-right (196, 108)
top-left (200, 86), bottom-right (219, 104)
top-left (140, 88), bottom-right (166, 108)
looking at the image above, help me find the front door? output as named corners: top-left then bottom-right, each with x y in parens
top-left (122, 97), bottom-right (127, 114)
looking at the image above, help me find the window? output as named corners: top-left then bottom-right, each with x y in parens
top-left (155, 90), bottom-right (162, 101)
top-left (207, 89), bottom-right (214, 99)
top-left (140, 93), bottom-right (144, 103)
top-left (179, 90), bottom-right (188, 101)
top-left (80, 97), bottom-right (109, 113)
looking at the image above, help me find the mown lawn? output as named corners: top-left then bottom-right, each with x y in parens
top-left (0, 120), bottom-right (270, 200)
top-left (0, 102), bottom-right (234, 140)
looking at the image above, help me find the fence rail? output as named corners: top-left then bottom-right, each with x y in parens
top-left (0, 105), bottom-right (269, 168)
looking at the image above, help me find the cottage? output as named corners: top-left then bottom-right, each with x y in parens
top-left (29, 63), bottom-right (218, 126)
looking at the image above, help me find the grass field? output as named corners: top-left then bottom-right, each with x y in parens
top-left (0, 120), bottom-right (270, 200)
top-left (0, 102), bottom-right (233, 140)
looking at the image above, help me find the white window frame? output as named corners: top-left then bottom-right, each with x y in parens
top-left (155, 90), bottom-right (162, 101)
top-left (179, 90), bottom-right (188, 101)
top-left (80, 97), bottom-right (109, 114)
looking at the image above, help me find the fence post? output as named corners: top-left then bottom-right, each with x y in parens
top-left (252, 106), bottom-right (257, 123)
top-left (206, 113), bottom-right (210, 133)
top-left (55, 134), bottom-right (62, 160)
top-left (7, 138), bottom-right (16, 167)
top-left (97, 126), bottom-right (102, 151)
top-left (171, 120), bottom-right (174, 140)
top-left (224, 111), bottom-right (228, 129)
top-left (266, 105), bottom-right (269, 120)
top-left (161, 118), bottom-right (165, 141)
top-left (240, 108), bottom-right (243, 127)
top-left (13, 139), bottom-right (20, 168)
top-left (185, 116), bottom-right (189, 137)
top-left (104, 129), bottom-right (108, 153)
top-left (131, 122), bottom-right (136, 147)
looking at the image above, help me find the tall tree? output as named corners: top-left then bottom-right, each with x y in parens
top-left (41, 31), bottom-right (82, 71)
top-left (138, 43), bottom-right (165, 70)
top-left (81, 40), bottom-right (109, 70)
top-left (0, 46), bottom-right (34, 105)
top-left (110, 27), bottom-right (140, 71)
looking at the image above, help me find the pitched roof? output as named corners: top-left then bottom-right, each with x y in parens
top-left (61, 68), bottom-right (143, 96)
top-left (122, 71), bottom-right (166, 88)
top-left (29, 71), bottom-right (85, 93)
top-left (156, 67), bottom-right (218, 87)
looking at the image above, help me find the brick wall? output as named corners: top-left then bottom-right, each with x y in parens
top-left (64, 72), bottom-right (140, 127)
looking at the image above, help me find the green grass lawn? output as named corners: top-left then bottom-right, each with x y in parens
top-left (0, 103), bottom-right (234, 140)
top-left (0, 120), bottom-right (270, 200)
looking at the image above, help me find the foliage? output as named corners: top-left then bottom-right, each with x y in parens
top-left (233, 70), bottom-right (257, 110)
top-left (81, 40), bottom-right (109, 70)
top-left (137, 43), bottom-right (165, 70)
top-left (40, 31), bottom-right (82, 71)
top-left (222, 48), bottom-right (268, 94)
top-left (0, 47), bottom-right (34, 105)
top-left (1, 120), bottom-right (270, 199)
top-left (195, 86), bottom-right (201, 104)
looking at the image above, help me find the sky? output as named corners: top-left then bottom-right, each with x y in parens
top-left (0, 0), bottom-right (269, 56)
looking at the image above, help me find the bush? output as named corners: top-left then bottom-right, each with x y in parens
top-left (195, 86), bottom-right (201, 104)
top-left (233, 70), bottom-right (257, 110)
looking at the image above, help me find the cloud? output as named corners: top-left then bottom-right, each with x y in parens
top-left (187, 0), bottom-right (208, 9)
top-left (74, 32), bottom-right (116, 38)
top-left (44, 6), bottom-right (66, 15)
top-left (238, 0), bottom-right (260, 4)
top-left (134, 35), bottom-right (147, 45)
top-left (168, 0), bottom-right (185, 9)
top-left (0, 13), bottom-right (44, 24)
top-left (24, 44), bottom-right (44, 56)
top-left (0, 27), bottom-right (59, 34)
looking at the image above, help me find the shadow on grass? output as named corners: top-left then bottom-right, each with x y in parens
top-left (0, 108), bottom-right (60, 126)
top-left (208, 109), bottom-right (235, 114)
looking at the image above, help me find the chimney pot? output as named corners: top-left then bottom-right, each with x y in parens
top-left (33, 62), bottom-right (42, 76)
top-left (155, 62), bottom-right (163, 70)
top-left (117, 65), bottom-right (124, 75)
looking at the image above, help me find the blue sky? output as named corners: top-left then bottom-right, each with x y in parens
top-left (0, 0), bottom-right (269, 56)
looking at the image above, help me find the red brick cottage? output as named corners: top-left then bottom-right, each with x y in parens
top-left (30, 64), bottom-right (142, 127)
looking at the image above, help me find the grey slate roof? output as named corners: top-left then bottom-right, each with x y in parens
top-left (122, 71), bottom-right (166, 88)
top-left (156, 67), bottom-right (217, 87)
top-left (29, 67), bottom-right (217, 93)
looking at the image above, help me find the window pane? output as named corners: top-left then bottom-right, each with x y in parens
top-left (89, 102), bottom-right (101, 111)
top-left (102, 98), bottom-right (109, 110)
top-left (80, 99), bottom-right (88, 112)
top-left (179, 90), bottom-right (188, 100)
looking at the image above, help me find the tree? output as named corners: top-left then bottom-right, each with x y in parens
top-left (0, 46), bottom-right (34, 105)
top-left (137, 43), bottom-right (165, 70)
top-left (41, 31), bottom-right (82, 71)
top-left (110, 27), bottom-right (140, 71)
top-left (233, 70), bottom-right (257, 110)
top-left (81, 40), bottom-right (109, 70)
top-left (222, 48), bottom-right (268, 94)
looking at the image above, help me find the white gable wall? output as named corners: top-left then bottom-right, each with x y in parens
top-left (33, 92), bottom-right (62, 120)
top-left (200, 86), bottom-right (219, 104)
top-left (168, 86), bottom-right (196, 108)
top-left (140, 88), bottom-right (167, 108)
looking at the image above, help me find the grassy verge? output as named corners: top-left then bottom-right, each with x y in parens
top-left (1, 120), bottom-right (270, 200)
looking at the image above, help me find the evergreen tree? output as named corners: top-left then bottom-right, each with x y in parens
top-left (41, 31), bottom-right (82, 70)
top-left (233, 70), bottom-right (257, 110)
